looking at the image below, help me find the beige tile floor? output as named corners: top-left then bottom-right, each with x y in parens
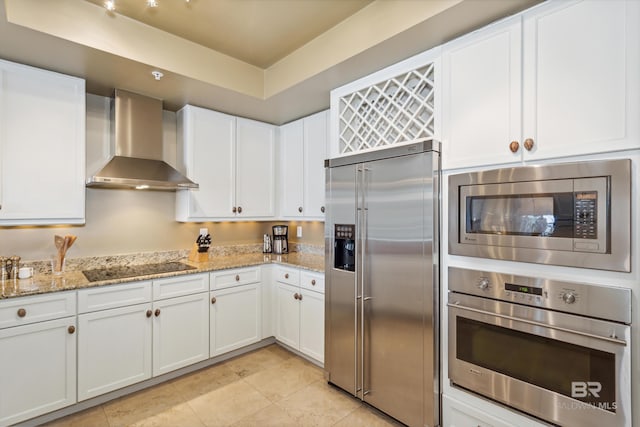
top-left (43, 345), bottom-right (403, 427)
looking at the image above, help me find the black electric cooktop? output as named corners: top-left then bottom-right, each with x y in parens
top-left (82, 262), bottom-right (196, 282)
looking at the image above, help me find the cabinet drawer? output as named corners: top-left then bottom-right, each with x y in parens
top-left (300, 271), bottom-right (324, 293)
top-left (274, 266), bottom-right (300, 286)
top-left (211, 267), bottom-right (261, 290)
top-left (0, 291), bottom-right (76, 329)
top-left (78, 281), bottom-right (152, 313)
top-left (153, 273), bottom-right (209, 300)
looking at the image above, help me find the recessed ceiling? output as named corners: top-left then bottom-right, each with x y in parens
top-left (84, 0), bottom-right (374, 68)
top-left (1, 0), bottom-right (541, 124)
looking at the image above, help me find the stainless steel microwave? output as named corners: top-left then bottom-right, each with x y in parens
top-left (448, 159), bottom-right (631, 272)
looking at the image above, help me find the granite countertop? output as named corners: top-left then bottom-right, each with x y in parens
top-left (0, 252), bottom-right (325, 300)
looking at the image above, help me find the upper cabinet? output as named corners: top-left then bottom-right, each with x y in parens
top-left (176, 105), bottom-right (275, 221)
top-left (279, 110), bottom-right (328, 220)
top-left (0, 59), bottom-right (85, 225)
top-left (442, 0), bottom-right (640, 170)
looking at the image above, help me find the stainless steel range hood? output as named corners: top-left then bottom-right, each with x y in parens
top-left (86, 89), bottom-right (198, 190)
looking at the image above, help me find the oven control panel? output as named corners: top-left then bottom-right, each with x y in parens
top-left (448, 267), bottom-right (632, 323)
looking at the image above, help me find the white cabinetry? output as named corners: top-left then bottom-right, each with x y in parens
top-left (77, 281), bottom-right (152, 401)
top-left (0, 292), bottom-right (76, 426)
top-left (0, 59), bottom-right (85, 225)
top-left (279, 110), bottom-right (328, 219)
top-left (274, 266), bottom-right (324, 363)
top-left (176, 105), bottom-right (275, 221)
top-left (152, 274), bottom-right (210, 376)
top-left (210, 267), bottom-right (262, 356)
top-left (442, 0), bottom-right (640, 170)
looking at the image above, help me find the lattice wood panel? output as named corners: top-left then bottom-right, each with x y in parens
top-left (338, 63), bottom-right (435, 155)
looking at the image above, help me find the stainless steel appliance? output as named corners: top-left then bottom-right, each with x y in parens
top-left (448, 158), bottom-right (631, 271)
top-left (325, 141), bottom-right (440, 427)
top-left (86, 89), bottom-right (198, 190)
top-left (272, 225), bottom-right (289, 254)
top-left (448, 267), bottom-right (632, 427)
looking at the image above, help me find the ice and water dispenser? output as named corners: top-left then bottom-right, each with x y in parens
top-left (334, 224), bottom-right (355, 271)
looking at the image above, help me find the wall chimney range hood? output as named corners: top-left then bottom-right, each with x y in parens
top-left (86, 89), bottom-right (198, 191)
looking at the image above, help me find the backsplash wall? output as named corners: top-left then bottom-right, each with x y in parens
top-left (0, 94), bottom-right (324, 261)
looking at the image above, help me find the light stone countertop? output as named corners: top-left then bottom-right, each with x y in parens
top-left (0, 252), bottom-right (324, 300)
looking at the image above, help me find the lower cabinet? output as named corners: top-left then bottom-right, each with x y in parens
top-left (77, 281), bottom-right (153, 401)
top-left (210, 283), bottom-right (262, 356)
top-left (152, 291), bottom-right (210, 376)
top-left (77, 303), bottom-right (153, 401)
top-left (274, 267), bottom-right (325, 363)
top-left (0, 317), bottom-right (77, 426)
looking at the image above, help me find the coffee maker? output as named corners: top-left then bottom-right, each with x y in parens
top-left (272, 225), bottom-right (289, 254)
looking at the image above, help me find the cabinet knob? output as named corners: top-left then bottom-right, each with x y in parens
top-left (211, 296), bottom-right (217, 304)
top-left (524, 138), bottom-right (535, 151)
top-left (237, 206), bottom-right (243, 214)
top-left (68, 325), bottom-right (76, 334)
top-left (509, 141), bottom-right (520, 153)
top-left (294, 293), bottom-right (299, 300)
top-left (146, 310), bottom-right (152, 318)
top-left (232, 206), bottom-right (237, 213)
top-left (311, 279), bottom-right (316, 286)
top-left (298, 293), bottom-right (303, 301)
top-left (321, 206), bottom-right (325, 213)
top-left (298, 206), bottom-right (303, 213)
top-left (235, 275), bottom-right (240, 281)
top-left (284, 273), bottom-right (289, 279)
top-left (17, 308), bottom-right (26, 318)
top-left (154, 308), bottom-right (161, 317)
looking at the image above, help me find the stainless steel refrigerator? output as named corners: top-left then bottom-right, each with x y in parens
top-left (324, 141), bottom-right (440, 427)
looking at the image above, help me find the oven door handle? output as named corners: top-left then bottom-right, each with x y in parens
top-left (447, 302), bottom-right (627, 346)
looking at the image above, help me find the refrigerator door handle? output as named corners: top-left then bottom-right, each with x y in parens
top-left (361, 167), bottom-right (370, 399)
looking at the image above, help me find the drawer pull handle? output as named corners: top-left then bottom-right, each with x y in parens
top-left (154, 308), bottom-right (161, 317)
top-left (17, 308), bottom-right (27, 318)
top-left (285, 273), bottom-right (289, 279)
top-left (311, 279), bottom-right (316, 286)
top-left (235, 275), bottom-right (240, 281)
top-left (68, 325), bottom-right (76, 334)
top-left (146, 310), bottom-right (152, 318)
top-left (211, 297), bottom-right (217, 304)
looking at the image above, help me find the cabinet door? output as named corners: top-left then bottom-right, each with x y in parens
top-left (522, 0), bottom-right (640, 160)
top-left (0, 59), bottom-right (85, 225)
top-left (441, 17), bottom-right (522, 169)
top-left (299, 289), bottom-right (324, 363)
top-left (210, 283), bottom-right (261, 356)
top-left (303, 111), bottom-right (328, 218)
top-left (77, 303), bottom-right (152, 401)
top-left (0, 317), bottom-right (76, 426)
top-left (176, 106), bottom-right (236, 220)
top-left (279, 119), bottom-right (304, 217)
top-left (152, 293), bottom-right (209, 376)
top-left (275, 282), bottom-right (300, 349)
top-left (235, 118), bottom-right (276, 217)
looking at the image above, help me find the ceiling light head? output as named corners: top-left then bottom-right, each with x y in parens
top-left (151, 70), bottom-right (164, 81)
top-left (135, 184), bottom-right (150, 190)
top-left (147, 0), bottom-right (159, 7)
top-left (104, 0), bottom-right (116, 11)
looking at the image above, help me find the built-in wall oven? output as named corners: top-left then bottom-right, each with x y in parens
top-left (448, 158), bottom-right (631, 272)
top-left (448, 267), bottom-right (632, 427)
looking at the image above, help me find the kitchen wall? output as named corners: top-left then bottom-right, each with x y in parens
top-left (0, 94), bottom-right (324, 262)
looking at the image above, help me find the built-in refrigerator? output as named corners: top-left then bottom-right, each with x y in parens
top-left (324, 140), bottom-right (440, 427)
